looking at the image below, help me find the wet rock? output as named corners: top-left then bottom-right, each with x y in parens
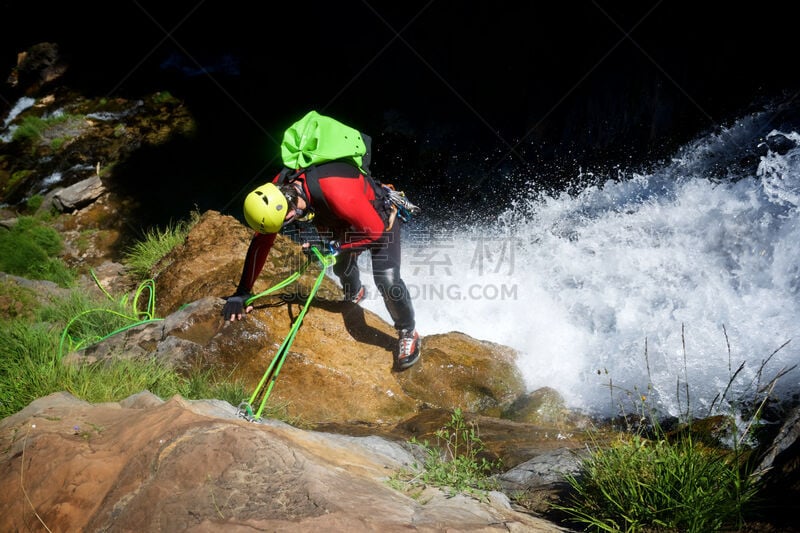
top-left (51, 174), bottom-right (105, 211)
top-left (6, 42), bottom-right (68, 93)
top-left (0, 392), bottom-right (566, 532)
top-left (65, 211), bottom-right (530, 426)
top-left (754, 404), bottom-right (800, 520)
top-left (503, 386), bottom-right (591, 427)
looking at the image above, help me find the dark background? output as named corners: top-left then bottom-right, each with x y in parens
top-left (3, 1), bottom-right (800, 221)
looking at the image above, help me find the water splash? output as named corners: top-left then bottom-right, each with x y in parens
top-left (362, 117), bottom-right (800, 418)
top-left (1, 96), bottom-right (36, 142)
top-left (2, 96), bottom-right (35, 129)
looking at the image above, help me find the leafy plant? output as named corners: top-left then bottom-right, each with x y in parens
top-left (390, 408), bottom-right (502, 498)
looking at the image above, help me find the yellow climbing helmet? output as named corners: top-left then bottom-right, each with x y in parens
top-left (243, 182), bottom-right (288, 234)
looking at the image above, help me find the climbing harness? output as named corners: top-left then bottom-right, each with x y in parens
top-left (237, 246), bottom-right (335, 422)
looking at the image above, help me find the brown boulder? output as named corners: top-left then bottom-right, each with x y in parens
top-left (0, 392), bottom-right (565, 532)
top-left (7, 42), bottom-right (68, 92)
top-left (72, 210), bottom-right (527, 425)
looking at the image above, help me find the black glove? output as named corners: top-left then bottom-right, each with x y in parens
top-left (222, 293), bottom-right (251, 320)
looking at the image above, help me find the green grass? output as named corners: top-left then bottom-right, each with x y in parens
top-left (0, 282), bottom-right (38, 321)
top-left (123, 211), bottom-right (199, 279)
top-left (151, 91), bottom-right (177, 104)
top-left (552, 328), bottom-right (775, 532)
top-left (555, 429), bottom-right (759, 532)
top-left (0, 215), bottom-right (74, 286)
top-left (11, 113), bottom-right (77, 143)
top-left (25, 194), bottom-right (44, 213)
top-left (50, 137), bottom-right (67, 150)
top-left (0, 208), bottom-right (274, 422)
top-left (42, 291), bottom-right (132, 341)
top-left (0, 266), bottom-right (246, 420)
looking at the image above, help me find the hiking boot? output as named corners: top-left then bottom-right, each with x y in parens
top-left (395, 329), bottom-right (420, 370)
top-left (346, 285), bottom-right (366, 304)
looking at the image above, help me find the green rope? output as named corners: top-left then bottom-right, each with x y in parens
top-left (59, 272), bottom-right (164, 359)
top-left (132, 279), bottom-right (157, 320)
top-left (88, 270), bottom-right (158, 321)
top-left (68, 250), bottom-right (333, 420)
top-left (244, 247), bottom-right (335, 419)
top-left (90, 269), bottom-right (116, 302)
top-left (244, 261), bottom-right (310, 307)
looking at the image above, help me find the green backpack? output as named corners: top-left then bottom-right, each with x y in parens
top-left (280, 110), bottom-right (370, 173)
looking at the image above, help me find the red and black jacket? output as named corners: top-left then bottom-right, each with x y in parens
top-left (236, 161), bottom-right (390, 294)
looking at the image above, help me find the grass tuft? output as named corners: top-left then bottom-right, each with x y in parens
top-left (555, 428), bottom-right (760, 532)
top-left (552, 325), bottom-right (784, 533)
top-left (123, 211), bottom-right (199, 279)
top-left (11, 114), bottom-right (75, 143)
top-left (0, 216), bottom-right (74, 286)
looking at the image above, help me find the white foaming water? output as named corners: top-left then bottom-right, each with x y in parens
top-left (2, 96), bottom-right (35, 128)
top-left (1, 97), bottom-right (37, 142)
top-left (361, 122), bottom-right (800, 418)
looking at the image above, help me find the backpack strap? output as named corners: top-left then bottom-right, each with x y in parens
top-left (301, 163), bottom-right (354, 228)
top-left (298, 162), bottom-right (394, 230)
top-left (276, 166), bottom-right (302, 186)
top-left (303, 166), bottom-right (329, 218)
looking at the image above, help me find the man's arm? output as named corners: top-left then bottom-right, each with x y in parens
top-left (222, 232), bottom-right (277, 321)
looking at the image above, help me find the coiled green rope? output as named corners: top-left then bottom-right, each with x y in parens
top-left (58, 271), bottom-right (163, 359)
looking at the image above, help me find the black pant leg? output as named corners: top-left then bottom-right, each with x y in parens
top-left (332, 249), bottom-right (362, 300)
top-left (371, 223), bottom-right (415, 331)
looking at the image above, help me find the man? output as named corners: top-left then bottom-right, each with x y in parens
top-left (222, 116), bottom-right (420, 371)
